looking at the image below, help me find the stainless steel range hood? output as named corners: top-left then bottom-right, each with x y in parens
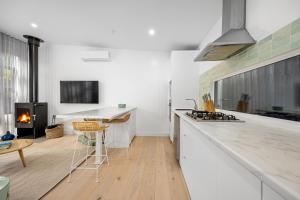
top-left (194, 0), bottom-right (255, 61)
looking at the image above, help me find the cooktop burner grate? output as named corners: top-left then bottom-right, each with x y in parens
top-left (185, 110), bottom-right (244, 122)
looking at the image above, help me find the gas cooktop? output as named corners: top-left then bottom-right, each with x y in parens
top-left (185, 110), bottom-right (244, 122)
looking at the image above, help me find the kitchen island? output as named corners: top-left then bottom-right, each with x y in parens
top-left (55, 106), bottom-right (137, 164)
top-left (173, 110), bottom-right (300, 200)
top-left (55, 106), bottom-right (137, 120)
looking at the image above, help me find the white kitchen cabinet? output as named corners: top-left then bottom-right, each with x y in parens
top-left (180, 118), bottom-right (262, 200)
top-left (189, 125), bottom-right (218, 200)
top-left (215, 147), bottom-right (261, 200)
top-left (170, 112), bottom-right (180, 143)
top-left (169, 111), bottom-right (175, 142)
top-left (180, 119), bottom-right (217, 200)
top-left (263, 184), bottom-right (285, 200)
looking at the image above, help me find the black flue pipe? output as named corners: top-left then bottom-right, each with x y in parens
top-left (23, 35), bottom-right (44, 102)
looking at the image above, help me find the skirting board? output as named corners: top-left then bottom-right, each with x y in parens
top-left (136, 132), bottom-right (169, 137)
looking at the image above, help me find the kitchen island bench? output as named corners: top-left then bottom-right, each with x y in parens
top-left (55, 106), bottom-right (137, 164)
top-left (173, 110), bottom-right (300, 200)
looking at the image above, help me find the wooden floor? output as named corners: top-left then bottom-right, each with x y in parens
top-left (42, 136), bottom-right (190, 200)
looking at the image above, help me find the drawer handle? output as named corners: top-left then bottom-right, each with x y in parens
top-left (183, 156), bottom-right (187, 159)
top-left (183, 134), bottom-right (187, 137)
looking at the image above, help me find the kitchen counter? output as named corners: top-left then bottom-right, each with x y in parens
top-left (55, 106), bottom-right (137, 120)
top-left (174, 110), bottom-right (300, 200)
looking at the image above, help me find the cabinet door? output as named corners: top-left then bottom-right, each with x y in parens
top-left (216, 147), bottom-right (261, 200)
top-left (263, 184), bottom-right (285, 200)
top-left (179, 119), bottom-right (195, 198)
top-left (180, 119), bottom-right (217, 200)
top-left (188, 126), bottom-right (218, 200)
top-left (180, 119), bottom-right (262, 200)
top-left (180, 119), bottom-right (190, 165)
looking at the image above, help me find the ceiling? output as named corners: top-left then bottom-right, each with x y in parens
top-left (0, 0), bottom-right (222, 51)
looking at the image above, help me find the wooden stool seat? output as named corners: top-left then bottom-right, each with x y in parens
top-left (102, 113), bottom-right (131, 124)
top-left (72, 121), bottom-right (108, 132)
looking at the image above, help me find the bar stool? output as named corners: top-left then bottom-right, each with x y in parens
top-left (68, 121), bottom-right (109, 182)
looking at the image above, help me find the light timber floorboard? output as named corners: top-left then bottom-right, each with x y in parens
top-left (42, 136), bottom-right (190, 200)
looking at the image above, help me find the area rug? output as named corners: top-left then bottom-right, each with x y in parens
top-left (0, 135), bottom-right (87, 200)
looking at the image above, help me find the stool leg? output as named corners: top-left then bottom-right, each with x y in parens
top-left (108, 125), bottom-right (115, 148)
top-left (96, 166), bottom-right (99, 183)
top-left (105, 141), bottom-right (109, 166)
top-left (68, 135), bottom-right (79, 183)
top-left (85, 138), bottom-right (90, 166)
top-left (107, 126), bottom-right (113, 147)
top-left (103, 130), bottom-right (109, 166)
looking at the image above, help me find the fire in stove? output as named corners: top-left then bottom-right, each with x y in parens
top-left (17, 112), bottom-right (31, 123)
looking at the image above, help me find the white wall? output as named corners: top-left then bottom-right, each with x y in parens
top-left (39, 45), bottom-right (171, 136)
top-left (171, 51), bottom-right (199, 109)
top-left (246, 0), bottom-right (300, 41)
top-left (170, 51), bottom-right (216, 109)
top-left (199, 0), bottom-right (300, 49)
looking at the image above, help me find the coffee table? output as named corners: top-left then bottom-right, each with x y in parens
top-left (0, 139), bottom-right (33, 167)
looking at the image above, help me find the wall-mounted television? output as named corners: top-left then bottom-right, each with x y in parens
top-left (60, 81), bottom-right (99, 104)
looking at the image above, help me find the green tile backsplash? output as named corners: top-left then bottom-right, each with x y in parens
top-left (291, 19), bottom-right (300, 50)
top-left (199, 18), bottom-right (300, 109)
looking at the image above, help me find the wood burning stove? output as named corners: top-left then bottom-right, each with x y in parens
top-left (16, 104), bottom-right (33, 128)
top-left (15, 35), bottom-right (48, 139)
top-left (15, 103), bottom-right (48, 138)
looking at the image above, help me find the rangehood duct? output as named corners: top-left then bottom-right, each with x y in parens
top-left (194, 0), bottom-right (255, 61)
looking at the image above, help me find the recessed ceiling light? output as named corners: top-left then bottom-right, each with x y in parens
top-left (30, 23), bottom-right (38, 28)
top-left (148, 29), bottom-right (156, 36)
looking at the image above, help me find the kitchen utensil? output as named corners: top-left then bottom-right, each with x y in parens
top-left (208, 93), bottom-right (211, 101)
top-left (204, 93), bottom-right (215, 112)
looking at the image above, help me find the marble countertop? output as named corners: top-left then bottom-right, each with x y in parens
top-left (174, 110), bottom-right (300, 200)
top-left (55, 106), bottom-right (137, 120)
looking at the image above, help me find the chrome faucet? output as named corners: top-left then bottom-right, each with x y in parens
top-left (185, 98), bottom-right (198, 110)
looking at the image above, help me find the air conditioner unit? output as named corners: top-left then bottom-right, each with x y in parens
top-left (81, 50), bottom-right (111, 61)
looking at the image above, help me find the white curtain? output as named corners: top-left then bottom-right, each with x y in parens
top-left (0, 33), bottom-right (29, 135)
